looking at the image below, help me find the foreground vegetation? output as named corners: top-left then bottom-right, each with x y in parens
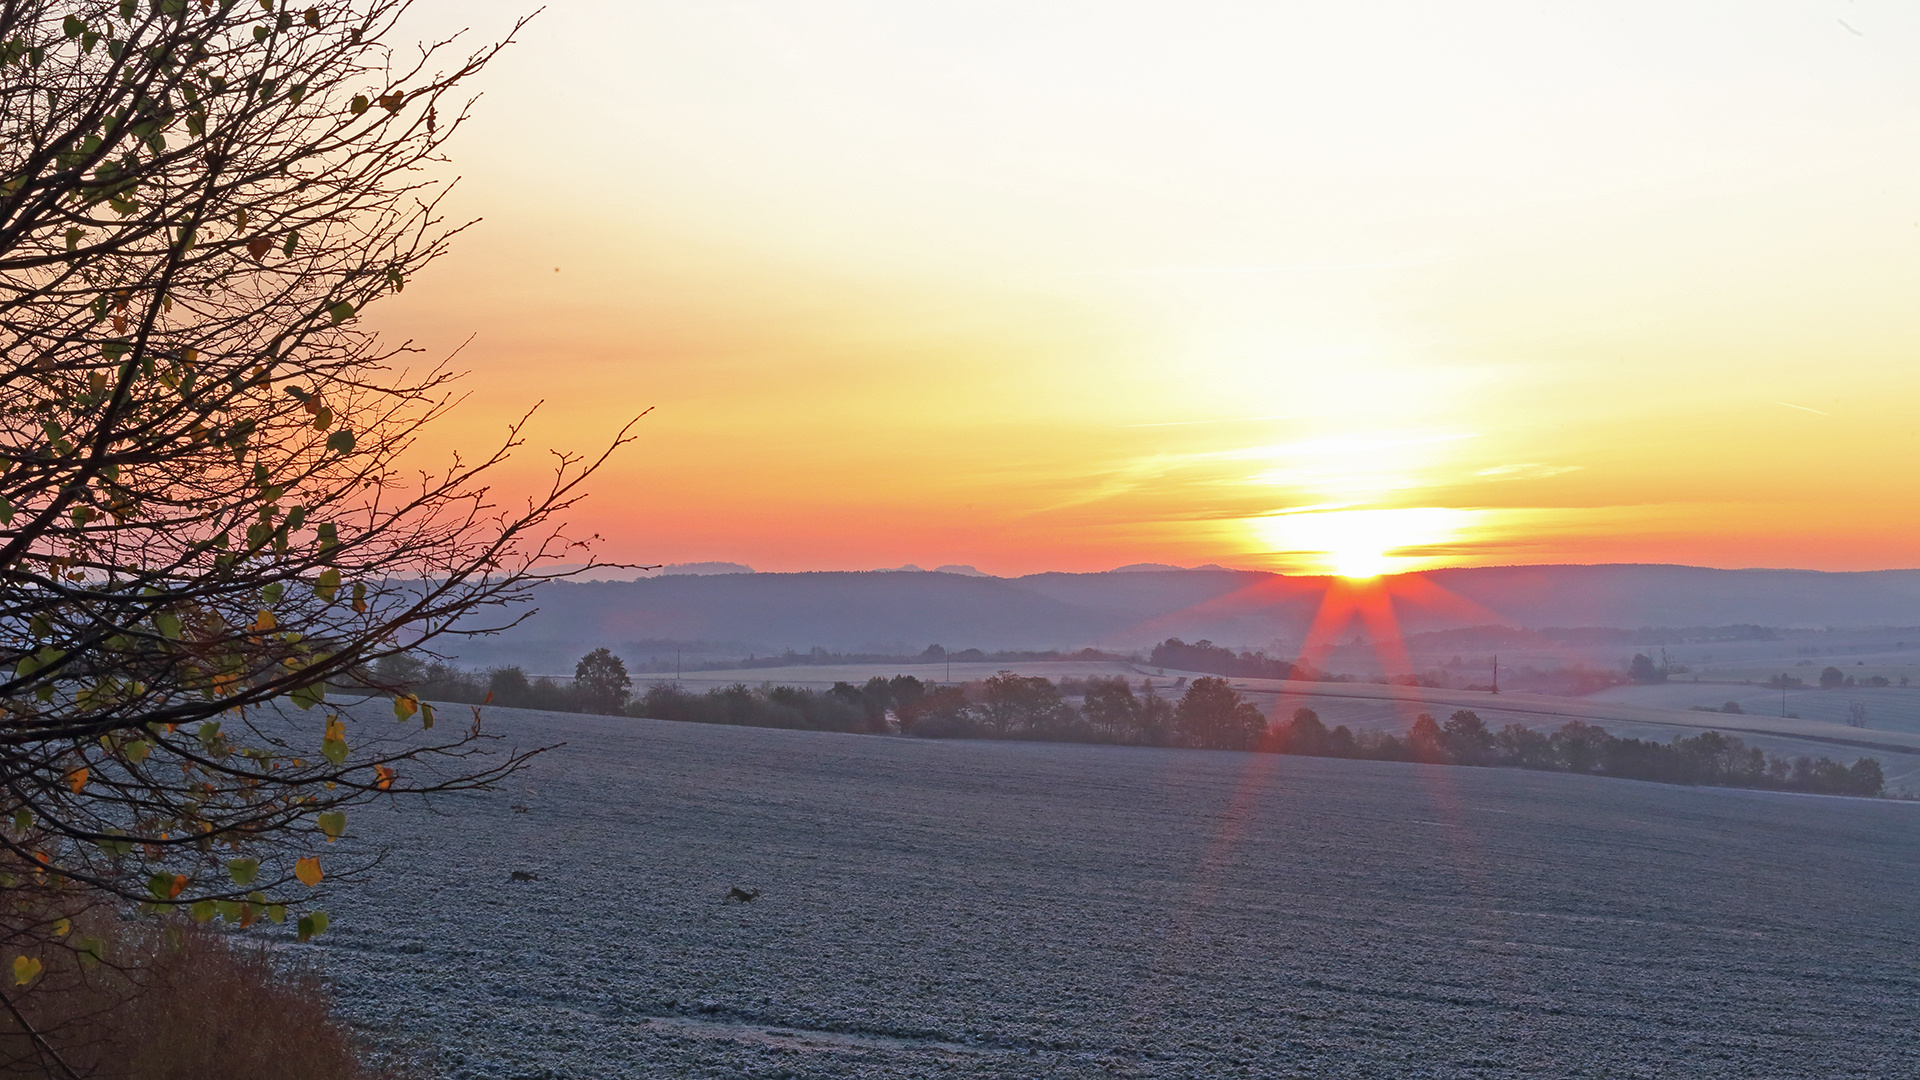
top-left (0, 911), bottom-right (393, 1078)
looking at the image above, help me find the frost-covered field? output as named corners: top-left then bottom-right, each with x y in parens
top-left (311, 708), bottom-right (1920, 1079)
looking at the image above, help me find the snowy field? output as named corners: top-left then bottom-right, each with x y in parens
top-left (311, 707), bottom-right (1920, 1079)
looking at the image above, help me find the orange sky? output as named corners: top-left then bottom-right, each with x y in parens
top-left (370, 1), bottom-right (1920, 577)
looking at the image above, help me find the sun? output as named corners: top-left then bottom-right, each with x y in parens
top-left (1329, 543), bottom-right (1389, 580)
top-left (1247, 506), bottom-right (1475, 578)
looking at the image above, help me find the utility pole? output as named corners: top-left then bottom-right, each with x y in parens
top-left (675, 650), bottom-right (680, 681)
top-left (1492, 654), bottom-right (1499, 695)
top-left (1782, 675), bottom-right (1787, 718)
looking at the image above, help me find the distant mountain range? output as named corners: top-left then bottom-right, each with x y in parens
top-left (442, 564), bottom-right (1920, 673)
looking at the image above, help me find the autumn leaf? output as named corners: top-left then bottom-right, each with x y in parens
top-left (245, 236), bottom-right (270, 260)
top-left (11, 957), bottom-right (40, 986)
top-left (168, 873), bottom-right (188, 899)
top-left (51, 918), bottom-right (69, 938)
top-left (392, 694), bottom-right (417, 722)
top-left (294, 856), bottom-right (322, 887)
top-left (251, 609), bottom-right (275, 632)
top-left (374, 764), bottom-right (395, 790)
top-left (322, 715), bottom-right (348, 764)
top-left (226, 858), bottom-right (258, 886)
top-left (317, 811), bottom-right (345, 841)
top-left (65, 766), bottom-right (87, 793)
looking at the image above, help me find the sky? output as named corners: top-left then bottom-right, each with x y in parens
top-left (370, 0), bottom-right (1920, 577)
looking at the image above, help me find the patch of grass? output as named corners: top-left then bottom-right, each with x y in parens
top-left (0, 911), bottom-right (412, 1080)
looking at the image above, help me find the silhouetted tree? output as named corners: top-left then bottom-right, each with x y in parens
top-left (979, 670), bottom-right (1073, 737)
top-left (1820, 665), bottom-right (1845, 690)
top-left (1628, 653), bottom-right (1664, 683)
top-left (1174, 677), bottom-right (1265, 750)
top-left (488, 666), bottom-right (533, 708)
top-left (1274, 707), bottom-right (1329, 755)
top-left (1081, 676), bottom-right (1138, 740)
top-left (1442, 709), bottom-right (1495, 765)
top-left (574, 648), bottom-right (631, 714)
top-left (1407, 713), bottom-right (1448, 763)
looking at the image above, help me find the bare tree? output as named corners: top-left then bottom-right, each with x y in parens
top-left (0, 0), bottom-right (633, 1035)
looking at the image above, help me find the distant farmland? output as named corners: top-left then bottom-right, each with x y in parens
top-left (317, 707), bottom-right (1920, 1078)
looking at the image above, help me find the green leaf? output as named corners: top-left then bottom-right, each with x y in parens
top-left (316, 811), bottom-right (345, 840)
top-left (63, 15), bottom-right (84, 38)
top-left (283, 230), bottom-right (299, 256)
top-left (123, 739), bottom-right (150, 764)
top-left (325, 429), bottom-right (355, 455)
top-left (227, 858), bottom-right (259, 885)
top-left (153, 612), bottom-right (181, 639)
top-left (267, 904), bottom-right (286, 924)
top-left (75, 936), bottom-right (105, 968)
top-left (190, 899), bottom-right (215, 924)
top-left (262, 582), bottom-right (284, 604)
top-left (11, 809), bottom-right (31, 834)
top-left (350, 94), bottom-right (369, 115)
top-left (316, 522), bottom-right (339, 554)
top-left (289, 682), bottom-right (324, 711)
top-left (326, 300), bottom-right (354, 324)
top-left (315, 568), bottom-right (340, 601)
top-left (214, 900), bottom-right (241, 922)
top-left (146, 872), bottom-right (174, 901)
top-left (296, 910), bottom-right (329, 942)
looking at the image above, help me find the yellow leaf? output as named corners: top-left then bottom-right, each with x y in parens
top-left (168, 874), bottom-right (188, 899)
top-left (51, 919), bottom-right (69, 938)
top-left (10, 957), bottom-right (40, 986)
top-left (294, 856), bottom-right (322, 887)
top-left (252, 609), bottom-right (275, 632)
top-left (65, 767), bottom-right (87, 793)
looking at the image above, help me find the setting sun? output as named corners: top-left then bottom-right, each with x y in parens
top-left (1248, 506), bottom-right (1476, 577)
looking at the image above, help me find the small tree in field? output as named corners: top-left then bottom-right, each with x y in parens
top-left (0, 0), bottom-right (633, 1051)
top-left (573, 647), bottom-right (629, 715)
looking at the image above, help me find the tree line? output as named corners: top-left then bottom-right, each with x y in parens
top-left (1269, 707), bottom-right (1884, 797)
top-left (386, 650), bottom-right (1886, 798)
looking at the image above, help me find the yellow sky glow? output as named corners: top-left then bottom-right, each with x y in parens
top-left (371, 1), bottom-right (1920, 575)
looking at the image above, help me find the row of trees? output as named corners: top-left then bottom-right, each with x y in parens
top-left (1271, 708), bottom-right (1884, 796)
top-left (619, 669), bottom-right (1886, 797)
top-left (629, 672), bottom-right (1269, 750)
top-left (379, 649), bottom-right (1891, 799)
